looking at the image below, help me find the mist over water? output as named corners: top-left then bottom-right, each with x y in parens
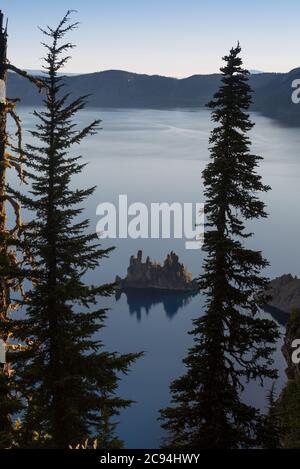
top-left (12, 107), bottom-right (299, 448)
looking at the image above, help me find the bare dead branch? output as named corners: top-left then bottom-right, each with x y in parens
top-left (6, 63), bottom-right (46, 92)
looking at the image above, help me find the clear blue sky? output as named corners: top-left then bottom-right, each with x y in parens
top-left (0, 0), bottom-right (299, 77)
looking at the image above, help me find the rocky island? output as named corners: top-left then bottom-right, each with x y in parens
top-left (116, 250), bottom-right (197, 292)
top-left (282, 308), bottom-right (300, 379)
top-left (264, 274), bottom-right (300, 315)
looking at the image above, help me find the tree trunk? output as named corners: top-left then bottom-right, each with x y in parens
top-left (0, 9), bottom-right (10, 436)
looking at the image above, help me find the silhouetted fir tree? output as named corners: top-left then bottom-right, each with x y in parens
top-left (260, 384), bottom-right (282, 449)
top-left (275, 309), bottom-right (300, 448)
top-left (160, 44), bottom-right (279, 449)
top-left (12, 12), bottom-right (141, 448)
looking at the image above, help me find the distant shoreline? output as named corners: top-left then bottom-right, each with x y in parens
top-left (8, 68), bottom-right (300, 128)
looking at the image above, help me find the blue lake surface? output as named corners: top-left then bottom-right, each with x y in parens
top-left (13, 107), bottom-right (300, 448)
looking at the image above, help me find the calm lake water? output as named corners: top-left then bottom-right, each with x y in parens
top-left (14, 107), bottom-right (300, 448)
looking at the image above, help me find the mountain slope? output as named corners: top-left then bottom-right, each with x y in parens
top-left (6, 68), bottom-right (300, 126)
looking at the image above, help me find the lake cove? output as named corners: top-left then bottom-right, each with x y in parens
top-left (99, 454), bottom-right (135, 467)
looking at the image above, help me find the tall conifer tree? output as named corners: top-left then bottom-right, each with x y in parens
top-left (161, 44), bottom-right (279, 449)
top-left (13, 12), bottom-right (140, 448)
